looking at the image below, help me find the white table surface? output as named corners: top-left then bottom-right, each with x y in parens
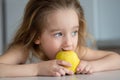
top-left (0, 70), bottom-right (120, 80)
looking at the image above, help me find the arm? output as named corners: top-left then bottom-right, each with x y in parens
top-left (79, 47), bottom-right (120, 73)
top-left (0, 46), bottom-right (37, 77)
top-left (0, 46), bottom-right (73, 77)
top-left (0, 46), bottom-right (29, 64)
top-left (0, 60), bottom-right (73, 77)
top-left (0, 63), bottom-right (37, 77)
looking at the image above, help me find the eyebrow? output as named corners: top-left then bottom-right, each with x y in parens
top-left (50, 29), bottom-right (62, 33)
top-left (49, 25), bottom-right (79, 33)
top-left (73, 26), bottom-right (79, 29)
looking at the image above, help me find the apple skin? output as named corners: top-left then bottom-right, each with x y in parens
top-left (56, 50), bottom-right (80, 73)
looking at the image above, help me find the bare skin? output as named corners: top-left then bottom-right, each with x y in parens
top-left (0, 9), bottom-right (120, 77)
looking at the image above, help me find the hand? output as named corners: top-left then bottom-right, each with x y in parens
top-left (76, 60), bottom-right (93, 74)
top-left (36, 60), bottom-right (74, 76)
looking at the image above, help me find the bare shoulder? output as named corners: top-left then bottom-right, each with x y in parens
top-left (0, 45), bottom-right (29, 64)
top-left (79, 47), bottom-right (119, 60)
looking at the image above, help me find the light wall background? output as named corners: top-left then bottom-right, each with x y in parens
top-left (0, 0), bottom-right (3, 54)
top-left (80, 0), bottom-right (120, 47)
top-left (0, 0), bottom-right (120, 54)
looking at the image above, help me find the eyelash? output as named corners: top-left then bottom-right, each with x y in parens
top-left (54, 32), bottom-right (63, 37)
top-left (72, 30), bottom-right (78, 36)
top-left (54, 30), bottom-right (78, 38)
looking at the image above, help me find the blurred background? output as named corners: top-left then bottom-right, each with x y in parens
top-left (0, 0), bottom-right (120, 55)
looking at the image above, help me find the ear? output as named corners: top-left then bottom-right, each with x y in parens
top-left (34, 37), bottom-right (41, 45)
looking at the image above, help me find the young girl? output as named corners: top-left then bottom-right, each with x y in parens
top-left (0, 0), bottom-right (120, 77)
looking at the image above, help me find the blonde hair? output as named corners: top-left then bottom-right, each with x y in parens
top-left (9, 0), bottom-right (87, 60)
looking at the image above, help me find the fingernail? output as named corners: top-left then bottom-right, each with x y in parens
top-left (77, 68), bottom-right (80, 71)
top-left (70, 71), bottom-right (74, 74)
top-left (68, 63), bottom-right (72, 66)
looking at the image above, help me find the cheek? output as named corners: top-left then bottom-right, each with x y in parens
top-left (42, 38), bottom-right (60, 49)
top-left (41, 39), bottom-right (61, 59)
top-left (74, 36), bottom-right (78, 48)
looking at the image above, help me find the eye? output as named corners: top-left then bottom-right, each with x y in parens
top-left (72, 30), bottom-right (78, 36)
top-left (54, 32), bottom-right (63, 37)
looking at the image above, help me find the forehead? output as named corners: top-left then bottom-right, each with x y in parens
top-left (45, 9), bottom-right (79, 30)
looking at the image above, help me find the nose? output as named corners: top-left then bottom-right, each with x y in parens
top-left (62, 36), bottom-right (73, 51)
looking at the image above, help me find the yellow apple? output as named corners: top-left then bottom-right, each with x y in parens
top-left (55, 50), bottom-right (80, 73)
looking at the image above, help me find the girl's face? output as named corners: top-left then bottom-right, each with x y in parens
top-left (39, 9), bottom-right (79, 60)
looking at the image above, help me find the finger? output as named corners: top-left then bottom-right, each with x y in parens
top-left (85, 64), bottom-right (94, 74)
top-left (53, 72), bottom-right (61, 77)
top-left (76, 64), bottom-right (81, 74)
top-left (76, 65), bottom-right (81, 74)
top-left (82, 65), bottom-right (91, 74)
top-left (76, 64), bottom-right (86, 74)
top-left (88, 69), bottom-right (93, 74)
top-left (56, 60), bottom-right (72, 67)
top-left (88, 66), bottom-right (93, 74)
top-left (57, 68), bottom-right (66, 76)
top-left (54, 66), bottom-right (66, 76)
top-left (62, 67), bottom-right (74, 75)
